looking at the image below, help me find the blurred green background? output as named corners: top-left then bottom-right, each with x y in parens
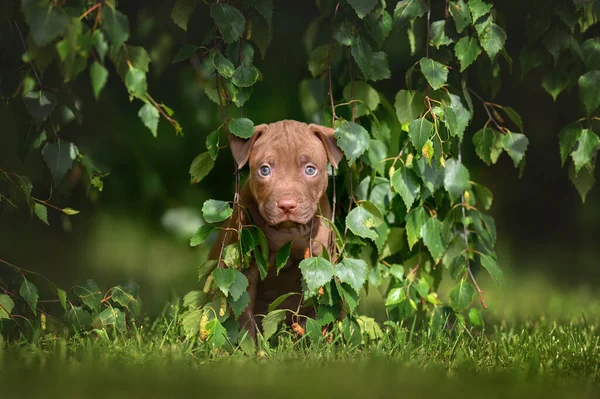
top-left (0, 0), bottom-right (599, 317)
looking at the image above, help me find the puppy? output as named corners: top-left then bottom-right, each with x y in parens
top-left (208, 120), bottom-right (343, 338)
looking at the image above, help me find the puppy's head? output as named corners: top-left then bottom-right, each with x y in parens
top-left (229, 120), bottom-right (343, 228)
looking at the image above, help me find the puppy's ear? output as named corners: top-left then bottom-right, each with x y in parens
top-left (308, 124), bottom-right (344, 168)
top-left (228, 124), bottom-right (268, 169)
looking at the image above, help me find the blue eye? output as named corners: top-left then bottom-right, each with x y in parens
top-left (259, 165), bottom-right (271, 176)
top-left (305, 165), bottom-right (317, 176)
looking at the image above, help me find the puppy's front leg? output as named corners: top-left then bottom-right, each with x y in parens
top-left (238, 264), bottom-right (259, 340)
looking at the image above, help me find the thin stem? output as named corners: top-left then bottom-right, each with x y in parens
top-left (328, 1), bottom-right (341, 127)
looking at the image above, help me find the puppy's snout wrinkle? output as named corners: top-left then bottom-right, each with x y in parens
top-left (276, 196), bottom-right (298, 213)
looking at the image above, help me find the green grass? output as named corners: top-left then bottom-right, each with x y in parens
top-left (1, 274), bottom-right (600, 398)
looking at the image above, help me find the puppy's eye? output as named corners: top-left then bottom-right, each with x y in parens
top-left (259, 165), bottom-right (271, 176)
top-left (305, 165), bottom-right (317, 176)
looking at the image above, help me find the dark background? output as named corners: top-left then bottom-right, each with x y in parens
top-left (0, 0), bottom-right (598, 314)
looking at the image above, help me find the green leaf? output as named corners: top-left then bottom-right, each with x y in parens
top-left (206, 129), bottom-right (220, 160)
top-left (183, 291), bottom-right (206, 309)
top-left (408, 118), bottom-right (434, 152)
top-left (394, 0), bottom-right (427, 24)
top-left (202, 200), bottom-right (233, 223)
top-left (406, 206), bottom-right (429, 250)
top-left (473, 127), bottom-right (499, 166)
top-left (229, 291), bottom-right (250, 319)
top-left (268, 293), bottom-right (297, 313)
top-left (430, 20), bottom-right (454, 48)
top-left (19, 278), bottom-right (39, 316)
top-left (468, 0), bottom-right (492, 22)
top-left (578, 70), bottom-right (600, 115)
top-left (101, 5), bottom-right (130, 49)
top-left (559, 123), bottom-right (583, 166)
top-left (65, 306), bottom-right (92, 330)
top-left (92, 30), bottom-right (108, 63)
top-left (501, 133), bottom-right (529, 168)
top-left (480, 254), bottom-right (502, 284)
top-left (582, 38), bottom-right (600, 71)
top-left (317, 304), bottom-right (338, 325)
top-left (171, 44), bottom-right (199, 64)
top-left (370, 51), bottom-right (391, 81)
top-left (171, 0), bottom-right (196, 31)
top-left (276, 241), bottom-right (293, 274)
top-left (232, 63), bottom-right (260, 87)
top-left (444, 159), bottom-right (469, 197)
top-left (541, 71), bottom-right (569, 101)
top-left (572, 130), bottom-right (600, 173)
top-left (211, 3), bottom-right (246, 44)
top-left (308, 45), bottom-right (329, 77)
top-left (347, 0), bottom-right (378, 19)
top-left (111, 282), bottom-right (141, 316)
top-left (502, 106), bottom-right (524, 133)
top-left (419, 58), bottom-right (448, 90)
top-left (343, 81), bottom-right (380, 118)
top-left (189, 152), bottom-right (215, 184)
top-left (90, 62), bottom-right (108, 100)
top-left (34, 203), bottom-right (49, 225)
top-left (182, 309), bottom-right (202, 336)
top-left (99, 308), bottom-right (126, 331)
top-left (449, 0), bottom-right (471, 33)
top-left (366, 9), bottom-right (393, 47)
top-left (395, 90), bottom-right (426, 125)
top-left (190, 225), bottom-right (215, 247)
top-left (138, 103), bottom-right (159, 137)
top-left (335, 258), bottom-right (368, 293)
top-left (345, 203), bottom-right (384, 241)
top-left (455, 36), bottom-right (481, 72)
top-left (23, 91), bottom-right (57, 127)
top-left (447, 94), bottom-right (471, 140)
top-left (254, 0), bottom-right (274, 28)
top-left (212, 52), bottom-right (236, 78)
top-left (469, 308), bottom-right (483, 326)
top-left (21, 0), bottom-right (68, 46)
top-left (229, 270), bottom-right (249, 301)
top-left (449, 280), bottom-right (475, 312)
top-left (421, 218), bottom-right (444, 263)
top-left (392, 166), bottom-right (421, 210)
top-left (479, 23), bottom-right (506, 59)
top-left (212, 268), bottom-right (237, 296)
top-left (223, 243), bottom-right (241, 269)
top-left (42, 142), bottom-right (78, 183)
top-left (73, 279), bottom-right (102, 313)
top-left (0, 294), bottom-right (15, 320)
top-left (305, 317), bottom-right (322, 340)
top-left (473, 183), bottom-right (493, 210)
top-left (351, 36), bottom-right (374, 78)
top-left (299, 257), bottom-right (335, 295)
top-left (57, 288), bottom-right (67, 311)
top-left (568, 162), bottom-right (595, 203)
top-left (229, 117), bottom-right (255, 138)
top-left (262, 309), bottom-right (286, 340)
top-left (125, 68), bottom-right (147, 99)
top-left (334, 121), bottom-right (370, 165)
top-left (385, 287), bottom-right (407, 306)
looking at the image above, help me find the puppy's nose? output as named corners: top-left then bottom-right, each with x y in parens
top-left (277, 197), bottom-right (298, 213)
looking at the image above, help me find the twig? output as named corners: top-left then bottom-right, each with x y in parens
top-left (457, 139), bottom-right (487, 309)
top-left (467, 87), bottom-right (507, 134)
top-left (328, 2), bottom-right (341, 125)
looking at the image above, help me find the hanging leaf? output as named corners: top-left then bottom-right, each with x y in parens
top-left (229, 270), bottom-right (249, 301)
top-left (468, 0), bottom-right (492, 22)
top-left (419, 58), bottom-right (448, 90)
top-left (578, 71), bottom-right (600, 115)
top-left (212, 52), bottom-right (236, 78)
top-left (501, 132), bottom-right (529, 168)
top-left (444, 159), bottom-right (469, 197)
top-left (568, 162), bottom-right (595, 203)
top-left (276, 241), bottom-right (293, 274)
top-left (391, 166), bottom-right (421, 210)
top-left (19, 278), bottom-right (39, 315)
top-left (449, 0), bottom-right (471, 33)
top-left (299, 257), bottom-right (335, 295)
top-left (347, 0), bottom-right (378, 19)
top-left (23, 91), bottom-right (57, 128)
top-left (232, 63), bottom-right (260, 87)
top-left (308, 45), bottom-right (330, 77)
top-left (455, 36), bottom-right (481, 72)
top-left (34, 203), bottom-right (49, 225)
top-left (343, 81), bottom-right (380, 118)
top-left (202, 200), bottom-right (233, 223)
top-left (394, 0), bottom-right (427, 24)
top-left (559, 122), bottom-right (584, 166)
top-left (480, 23), bottom-right (507, 59)
top-left (408, 118), bottom-right (434, 152)
top-left (480, 253), bottom-right (502, 284)
top-left (0, 294), bottom-right (15, 320)
top-left (125, 67), bottom-right (147, 99)
top-left (449, 280), bottom-right (475, 312)
top-left (334, 121), bottom-right (370, 165)
top-left (206, 130), bottom-right (220, 160)
top-left (73, 279), bottom-right (102, 313)
top-left (571, 130), bottom-right (600, 172)
top-left (101, 5), bottom-right (130, 49)
top-left (335, 258), bottom-right (368, 293)
top-left (262, 309), bottom-right (286, 340)
top-left (421, 217), bottom-right (444, 263)
top-left (346, 202), bottom-right (384, 241)
top-left (211, 3), bottom-right (246, 44)
top-left (171, 44), bottom-right (200, 64)
top-left (473, 127), bottom-right (500, 166)
top-left (90, 62), bottom-right (109, 100)
top-left (42, 142), bottom-right (78, 183)
top-left (21, 0), bottom-right (68, 46)
top-left (229, 291), bottom-right (250, 319)
top-left (99, 307), bottom-right (126, 332)
top-left (212, 267), bottom-right (237, 296)
top-left (229, 118), bottom-right (255, 138)
top-left (138, 103), bottom-right (159, 137)
top-left (189, 152), bottom-right (215, 184)
top-left (190, 225), bottom-right (215, 247)
top-left (406, 206), bottom-right (429, 249)
top-left (171, 0), bottom-right (196, 31)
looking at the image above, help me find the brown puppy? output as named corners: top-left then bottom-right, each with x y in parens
top-left (209, 120), bottom-right (343, 338)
